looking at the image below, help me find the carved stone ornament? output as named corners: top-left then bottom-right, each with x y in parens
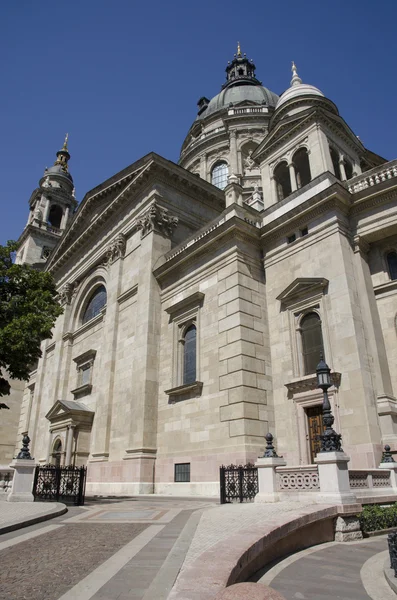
top-left (137, 202), bottom-right (178, 239)
top-left (58, 280), bottom-right (80, 305)
top-left (244, 150), bottom-right (256, 171)
top-left (104, 233), bottom-right (127, 266)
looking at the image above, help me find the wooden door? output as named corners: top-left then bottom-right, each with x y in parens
top-left (306, 405), bottom-right (324, 463)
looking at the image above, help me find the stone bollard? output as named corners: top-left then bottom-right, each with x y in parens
top-left (314, 451), bottom-right (358, 505)
top-left (255, 433), bottom-right (286, 503)
top-left (7, 435), bottom-right (37, 503)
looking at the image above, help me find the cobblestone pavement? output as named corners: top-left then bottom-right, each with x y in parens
top-left (0, 497), bottom-right (216, 600)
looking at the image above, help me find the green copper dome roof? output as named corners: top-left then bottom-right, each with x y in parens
top-left (197, 84), bottom-right (279, 120)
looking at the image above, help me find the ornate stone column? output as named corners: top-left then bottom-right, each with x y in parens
top-left (65, 424), bottom-right (76, 465)
top-left (43, 197), bottom-right (51, 223)
top-left (90, 234), bottom-right (126, 462)
top-left (60, 205), bottom-right (70, 230)
top-left (200, 153), bottom-right (208, 181)
top-left (339, 156), bottom-right (347, 181)
top-left (123, 202), bottom-right (178, 493)
top-left (288, 162), bottom-right (298, 192)
top-left (229, 130), bottom-right (239, 176)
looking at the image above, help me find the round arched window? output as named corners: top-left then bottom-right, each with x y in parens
top-left (211, 162), bottom-right (229, 190)
top-left (82, 285), bottom-right (107, 325)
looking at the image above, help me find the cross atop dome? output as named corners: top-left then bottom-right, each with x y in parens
top-left (222, 43), bottom-right (262, 90)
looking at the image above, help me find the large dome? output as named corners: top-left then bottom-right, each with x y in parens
top-left (198, 84), bottom-right (279, 120)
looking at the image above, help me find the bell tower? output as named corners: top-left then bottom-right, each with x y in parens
top-left (16, 135), bottom-right (77, 266)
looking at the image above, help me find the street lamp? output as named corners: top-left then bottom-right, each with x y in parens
top-left (316, 354), bottom-right (342, 453)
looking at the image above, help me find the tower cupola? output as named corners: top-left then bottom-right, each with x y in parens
top-left (223, 43), bottom-right (262, 90)
top-left (16, 136), bottom-right (77, 267)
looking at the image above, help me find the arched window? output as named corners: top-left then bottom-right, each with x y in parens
top-left (52, 439), bottom-right (62, 467)
top-left (274, 161), bottom-right (291, 201)
top-left (48, 204), bottom-right (63, 229)
top-left (300, 312), bottom-right (324, 375)
top-left (330, 147), bottom-right (341, 180)
top-left (387, 252), bottom-right (397, 281)
top-left (343, 158), bottom-right (353, 180)
top-left (82, 285), bottom-right (107, 325)
top-left (293, 148), bottom-right (311, 189)
top-left (183, 324), bottom-right (197, 385)
top-left (211, 161), bottom-right (229, 190)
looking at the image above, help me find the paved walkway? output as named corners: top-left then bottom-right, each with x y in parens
top-left (0, 497), bottom-right (216, 600)
top-left (0, 499), bottom-right (67, 533)
top-left (0, 497), bottom-right (392, 600)
top-left (255, 536), bottom-right (391, 600)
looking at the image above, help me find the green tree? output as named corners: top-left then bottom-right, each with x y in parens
top-left (0, 240), bottom-right (63, 406)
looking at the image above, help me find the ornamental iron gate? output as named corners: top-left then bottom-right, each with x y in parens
top-left (33, 464), bottom-right (87, 506)
top-left (219, 464), bottom-right (258, 504)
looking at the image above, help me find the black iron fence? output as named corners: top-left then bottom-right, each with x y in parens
top-left (388, 532), bottom-right (397, 578)
top-left (219, 463), bottom-right (258, 504)
top-left (33, 464), bottom-right (87, 506)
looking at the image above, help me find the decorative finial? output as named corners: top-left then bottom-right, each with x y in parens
top-left (290, 61), bottom-right (302, 87)
top-left (382, 445), bottom-right (395, 463)
top-left (237, 41), bottom-right (242, 57)
top-left (16, 434), bottom-right (32, 460)
top-left (263, 433), bottom-right (279, 458)
top-left (63, 133), bottom-right (69, 151)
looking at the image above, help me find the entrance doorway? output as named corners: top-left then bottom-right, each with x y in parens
top-left (306, 405), bottom-right (324, 463)
top-left (52, 439), bottom-right (62, 467)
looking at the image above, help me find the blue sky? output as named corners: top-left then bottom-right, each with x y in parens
top-left (1, 0), bottom-right (396, 244)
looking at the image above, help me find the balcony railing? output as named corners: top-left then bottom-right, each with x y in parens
top-left (347, 159), bottom-right (397, 194)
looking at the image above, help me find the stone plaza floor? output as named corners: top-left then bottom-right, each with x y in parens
top-left (0, 496), bottom-right (392, 600)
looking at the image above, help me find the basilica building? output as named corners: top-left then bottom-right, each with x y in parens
top-left (14, 46), bottom-right (397, 495)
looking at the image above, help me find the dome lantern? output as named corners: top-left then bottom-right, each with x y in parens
top-left (223, 42), bottom-right (262, 91)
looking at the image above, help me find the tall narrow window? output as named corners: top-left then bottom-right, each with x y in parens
top-left (343, 158), bottom-right (353, 180)
top-left (330, 147), bottom-right (341, 180)
top-left (300, 312), bottom-right (324, 375)
top-left (274, 161), bottom-right (291, 201)
top-left (82, 285), bottom-right (107, 325)
top-left (183, 324), bottom-right (197, 384)
top-left (48, 204), bottom-right (63, 229)
top-left (211, 161), bottom-right (229, 189)
top-left (387, 252), bottom-right (397, 281)
top-left (293, 148), bottom-right (311, 189)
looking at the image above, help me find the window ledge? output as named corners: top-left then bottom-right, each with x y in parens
top-left (165, 381), bottom-right (203, 398)
top-left (71, 383), bottom-right (92, 398)
top-left (374, 280), bottom-right (397, 297)
top-left (285, 372), bottom-right (341, 394)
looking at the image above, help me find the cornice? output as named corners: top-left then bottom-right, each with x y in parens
top-left (260, 185), bottom-right (351, 245)
top-left (255, 105), bottom-right (363, 162)
top-left (17, 223), bottom-right (61, 248)
top-left (154, 213), bottom-right (261, 281)
top-left (47, 158), bottom-right (224, 274)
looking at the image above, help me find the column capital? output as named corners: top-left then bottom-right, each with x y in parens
top-left (352, 235), bottom-right (370, 257)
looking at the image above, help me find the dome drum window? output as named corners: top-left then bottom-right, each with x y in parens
top-left (211, 161), bottom-right (229, 190)
top-left (81, 285), bottom-right (107, 325)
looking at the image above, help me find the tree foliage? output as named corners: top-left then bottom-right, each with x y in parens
top-left (0, 241), bottom-right (63, 400)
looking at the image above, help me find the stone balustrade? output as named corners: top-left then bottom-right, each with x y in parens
top-left (0, 467), bottom-right (13, 495)
top-left (347, 160), bottom-right (397, 193)
top-left (349, 469), bottom-right (391, 489)
top-left (276, 465), bottom-right (319, 492)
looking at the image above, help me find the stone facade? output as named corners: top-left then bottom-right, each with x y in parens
top-left (13, 51), bottom-right (397, 496)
